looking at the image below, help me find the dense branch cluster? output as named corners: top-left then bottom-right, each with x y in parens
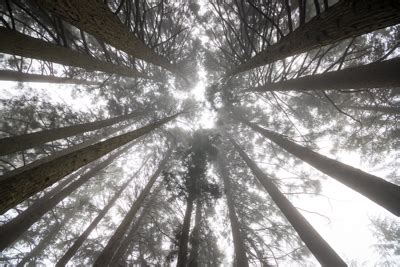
top-left (0, 0), bottom-right (399, 266)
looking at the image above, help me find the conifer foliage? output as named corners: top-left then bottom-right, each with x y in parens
top-left (0, 0), bottom-right (399, 266)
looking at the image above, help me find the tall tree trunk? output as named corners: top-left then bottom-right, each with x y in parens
top-left (93, 146), bottom-right (173, 267)
top-left (31, 0), bottom-right (183, 77)
top-left (0, 28), bottom-right (147, 79)
top-left (56, 155), bottom-right (149, 266)
top-left (188, 199), bottom-right (202, 267)
top-left (0, 113), bottom-right (179, 215)
top-left (248, 57), bottom-right (400, 92)
top-left (217, 155), bottom-right (249, 267)
top-left (0, 70), bottom-right (99, 85)
top-left (234, 114), bottom-right (400, 216)
top-left (177, 193), bottom-right (195, 267)
top-left (0, 108), bottom-right (146, 156)
top-left (228, 136), bottom-right (347, 266)
top-left (0, 123), bottom-right (129, 181)
top-left (0, 144), bottom-right (134, 251)
top-left (228, 0), bottom-right (400, 76)
top-left (109, 185), bottom-right (161, 266)
top-left (16, 208), bottom-right (75, 267)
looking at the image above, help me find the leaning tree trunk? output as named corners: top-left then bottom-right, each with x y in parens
top-left (31, 0), bottom-right (183, 77)
top-left (188, 199), bottom-right (203, 267)
top-left (228, 0), bottom-right (400, 76)
top-left (16, 208), bottom-right (75, 267)
top-left (93, 146), bottom-right (173, 267)
top-left (228, 136), bottom-right (346, 266)
top-left (109, 185), bottom-right (161, 266)
top-left (234, 114), bottom-right (400, 216)
top-left (0, 28), bottom-right (147, 79)
top-left (56, 156), bottom-right (149, 267)
top-left (0, 113), bottom-right (179, 215)
top-left (0, 123), bottom-right (129, 181)
top-left (217, 155), bottom-right (249, 267)
top-left (0, 70), bottom-right (100, 85)
top-left (0, 143), bottom-right (134, 252)
top-left (0, 107), bottom-right (146, 156)
top-left (248, 57), bottom-right (400, 92)
top-left (177, 192), bottom-right (195, 267)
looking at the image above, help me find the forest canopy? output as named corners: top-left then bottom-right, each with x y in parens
top-left (0, 0), bottom-right (400, 266)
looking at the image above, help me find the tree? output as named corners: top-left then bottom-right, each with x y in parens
top-left (0, 28), bottom-right (147, 78)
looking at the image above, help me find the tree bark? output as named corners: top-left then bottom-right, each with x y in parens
top-left (248, 57), bottom-right (400, 92)
top-left (0, 144), bottom-right (133, 251)
top-left (0, 108), bottom-right (146, 156)
top-left (31, 0), bottom-right (183, 76)
top-left (234, 114), bottom-right (400, 216)
top-left (217, 155), bottom-right (249, 267)
top-left (0, 28), bottom-right (147, 79)
top-left (16, 208), bottom-right (75, 267)
top-left (56, 155), bottom-right (149, 266)
top-left (0, 113), bottom-right (179, 215)
top-left (93, 146), bottom-right (173, 266)
top-left (0, 70), bottom-right (99, 85)
top-left (228, 136), bottom-right (347, 266)
top-left (177, 193), bottom-right (195, 267)
top-left (188, 199), bottom-right (202, 267)
top-left (228, 0), bottom-right (400, 76)
top-left (0, 124), bottom-right (129, 182)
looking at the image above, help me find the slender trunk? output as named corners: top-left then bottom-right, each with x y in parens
top-left (177, 193), bottom-right (194, 267)
top-left (228, 0), bottom-right (400, 75)
top-left (347, 105), bottom-right (400, 114)
top-left (228, 136), bottom-right (346, 266)
top-left (248, 57), bottom-right (400, 92)
top-left (0, 70), bottom-right (99, 85)
top-left (93, 146), bottom-right (173, 266)
top-left (235, 115), bottom-right (400, 216)
top-left (56, 155), bottom-right (149, 266)
top-left (16, 208), bottom-right (75, 267)
top-left (0, 144), bottom-right (133, 251)
top-left (109, 185), bottom-right (161, 265)
top-left (0, 123), bottom-right (128, 182)
top-left (217, 155), bottom-right (249, 267)
top-left (0, 108), bottom-right (146, 156)
top-left (0, 112), bottom-right (179, 215)
top-left (188, 199), bottom-right (202, 267)
top-left (32, 0), bottom-right (183, 76)
top-left (0, 28), bottom-right (147, 78)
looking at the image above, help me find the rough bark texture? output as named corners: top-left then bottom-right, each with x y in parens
top-left (217, 155), bottom-right (249, 267)
top-left (0, 168), bottom-right (84, 252)
top-left (177, 193), bottom-right (194, 267)
top-left (56, 155), bottom-right (148, 266)
top-left (236, 115), bottom-right (400, 216)
top-left (32, 0), bottom-right (182, 76)
top-left (0, 109), bottom-right (146, 156)
top-left (188, 199), bottom-right (202, 267)
top-left (229, 136), bottom-right (347, 266)
top-left (0, 28), bottom-right (146, 78)
top-left (249, 57), bottom-right (400, 92)
top-left (0, 113), bottom-right (178, 215)
top-left (0, 124), bottom-right (128, 182)
top-left (228, 0), bottom-right (400, 76)
top-left (0, 70), bottom-right (99, 85)
top-left (93, 146), bottom-right (173, 267)
top-left (0, 144), bottom-right (133, 252)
